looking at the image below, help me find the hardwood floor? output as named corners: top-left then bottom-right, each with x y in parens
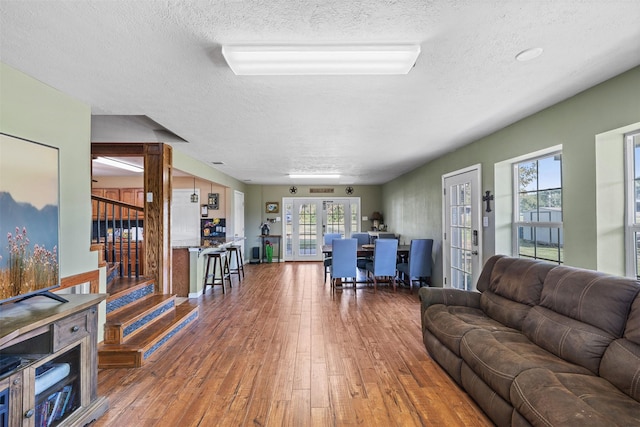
top-left (94, 262), bottom-right (493, 426)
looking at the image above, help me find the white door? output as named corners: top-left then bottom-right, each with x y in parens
top-left (233, 190), bottom-right (245, 241)
top-left (171, 189), bottom-right (200, 247)
top-left (443, 166), bottom-right (482, 290)
top-left (283, 197), bottom-right (361, 261)
top-left (284, 198), bottom-right (323, 261)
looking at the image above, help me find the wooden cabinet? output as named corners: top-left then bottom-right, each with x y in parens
top-left (92, 187), bottom-right (144, 220)
top-left (91, 188), bottom-right (121, 220)
top-left (0, 294), bottom-right (108, 427)
top-left (120, 188), bottom-right (144, 208)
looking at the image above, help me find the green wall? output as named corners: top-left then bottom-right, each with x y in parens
top-left (383, 66), bottom-right (640, 285)
top-left (244, 184), bottom-right (382, 255)
top-left (1, 62), bottom-right (97, 277)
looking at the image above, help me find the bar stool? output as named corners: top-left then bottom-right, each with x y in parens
top-left (203, 250), bottom-right (231, 294)
top-left (227, 245), bottom-right (245, 281)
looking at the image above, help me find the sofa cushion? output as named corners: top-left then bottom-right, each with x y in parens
top-left (538, 266), bottom-right (639, 337)
top-left (511, 368), bottom-right (640, 427)
top-left (461, 362), bottom-right (514, 427)
top-left (522, 266), bottom-right (640, 374)
top-left (460, 329), bottom-right (591, 403)
top-left (523, 306), bottom-right (616, 374)
top-left (624, 294), bottom-right (640, 345)
top-left (599, 295), bottom-right (640, 401)
top-left (600, 339), bottom-right (640, 402)
top-left (423, 305), bottom-right (513, 357)
top-left (475, 254), bottom-right (505, 293)
top-left (423, 328), bottom-right (464, 385)
top-left (480, 257), bottom-right (556, 330)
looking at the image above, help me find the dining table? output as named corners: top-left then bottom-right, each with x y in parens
top-left (322, 243), bottom-right (411, 286)
top-left (322, 243), bottom-right (410, 257)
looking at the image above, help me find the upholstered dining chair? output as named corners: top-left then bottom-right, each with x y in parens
top-left (396, 238), bottom-right (433, 292)
top-left (377, 233), bottom-right (397, 239)
top-left (330, 238), bottom-right (358, 289)
top-left (365, 238), bottom-right (399, 292)
top-left (351, 232), bottom-right (371, 269)
top-left (323, 233), bottom-right (342, 281)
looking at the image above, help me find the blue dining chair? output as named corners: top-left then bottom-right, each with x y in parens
top-left (397, 239), bottom-right (433, 292)
top-left (330, 238), bottom-right (358, 289)
top-left (365, 238), bottom-right (399, 292)
top-left (378, 233), bottom-right (397, 239)
top-left (351, 232), bottom-right (371, 269)
top-left (323, 233), bottom-right (342, 281)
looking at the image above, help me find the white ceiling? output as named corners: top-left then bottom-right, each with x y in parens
top-left (1, 1), bottom-right (639, 185)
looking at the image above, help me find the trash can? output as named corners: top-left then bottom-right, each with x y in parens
top-left (250, 246), bottom-right (261, 264)
top-left (265, 242), bottom-right (273, 263)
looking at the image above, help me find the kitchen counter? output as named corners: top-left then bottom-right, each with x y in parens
top-left (171, 237), bottom-right (246, 298)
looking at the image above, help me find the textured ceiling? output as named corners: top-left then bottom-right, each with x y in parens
top-left (1, 1), bottom-right (639, 185)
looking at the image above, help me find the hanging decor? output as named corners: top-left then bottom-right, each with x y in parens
top-left (190, 177), bottom-right (199, 203)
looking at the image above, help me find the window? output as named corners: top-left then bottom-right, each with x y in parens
top-left (625, 130), bottom-right (640, 278)
top-left (513, 152), bottom-right (563, 263)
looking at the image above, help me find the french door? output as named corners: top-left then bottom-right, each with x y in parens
top-left (283, 197), bottom-right (360, 261)
top-left (443, 166), bottom-right (482, 290)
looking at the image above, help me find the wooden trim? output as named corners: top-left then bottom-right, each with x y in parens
top-left (60, 270), bottom-right (100, 293)
top-left (91, 195), bottom-right (144, 212)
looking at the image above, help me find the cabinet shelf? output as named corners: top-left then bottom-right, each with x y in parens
top-left (0, 294), bottom-right (108, 427)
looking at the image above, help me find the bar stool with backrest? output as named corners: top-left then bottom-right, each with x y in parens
top-left (203, 249), bottom-right (232, 294)
top-left (227, 244), bottom-right (245, 282)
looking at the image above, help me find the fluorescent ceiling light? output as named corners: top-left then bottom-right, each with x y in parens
top-left (94, 157), bottom-right (144, 173)
top-left (222, 44), bottom-right (421, 75)
top-left (289, 174), bottom-right (340, 179)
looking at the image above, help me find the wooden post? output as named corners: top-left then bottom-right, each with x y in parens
top-left (144, 143), bottom-right (172, 294)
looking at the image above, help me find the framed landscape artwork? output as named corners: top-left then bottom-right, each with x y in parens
top-left (0, 133), bottom-right (60, 303)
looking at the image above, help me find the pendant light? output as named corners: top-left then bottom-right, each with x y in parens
top-left (190, 177), bottom-right (199, 203)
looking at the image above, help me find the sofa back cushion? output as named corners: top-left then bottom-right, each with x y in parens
top-left (600, 295), bottom-right (640, 401)
top-left (479, 256), bottom-right (555, 330)
top-left (523, 266), bottom-right (640, 374)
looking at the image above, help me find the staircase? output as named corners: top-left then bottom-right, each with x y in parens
top-left (98, 271), bottom-right (199, 369)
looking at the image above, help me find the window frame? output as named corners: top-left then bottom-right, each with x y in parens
top-left (624, 130), bottom-right (640, 278)
top-left (512, 151), bottom-right (564, 264)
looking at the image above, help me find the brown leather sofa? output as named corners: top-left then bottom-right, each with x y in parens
top-left (419, 255), bottom-right (640, 426)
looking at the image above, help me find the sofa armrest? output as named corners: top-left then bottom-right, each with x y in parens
top-left (418, 287), bottom-right (481, 313)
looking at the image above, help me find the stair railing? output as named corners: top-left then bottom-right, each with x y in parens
top-left (91, 195), bottom-right (144, 279)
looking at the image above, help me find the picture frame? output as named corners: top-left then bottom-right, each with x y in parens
top-left (201, 205), bottom-right (209, 217)
top-left (0, 133), bottom-right (60, 302)
top-left (265, 202), bottom-right (279, 213)
top-left (207, 193), bottom-right (219, 210)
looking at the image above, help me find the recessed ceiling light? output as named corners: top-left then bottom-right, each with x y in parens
top-left (289, 174), bottom-right (340, 179)
top-left (515, 47), bottom-right (543, 62)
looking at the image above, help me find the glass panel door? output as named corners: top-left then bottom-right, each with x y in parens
top-left (284, 199), bottom-right (323, 261)
top-left (324, 201), bottom-right (346, 235)
top-left (298, 201), bottom-right (319, 258)
top-left (443, 167), bottom-right (481, 290)
top-left (284, 197), bottom-right (361, 261)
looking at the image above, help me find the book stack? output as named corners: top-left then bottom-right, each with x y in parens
top-left (34, 363), bottom-right (75, 427)
top-left (36, 385), bottom-right (75, 427)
